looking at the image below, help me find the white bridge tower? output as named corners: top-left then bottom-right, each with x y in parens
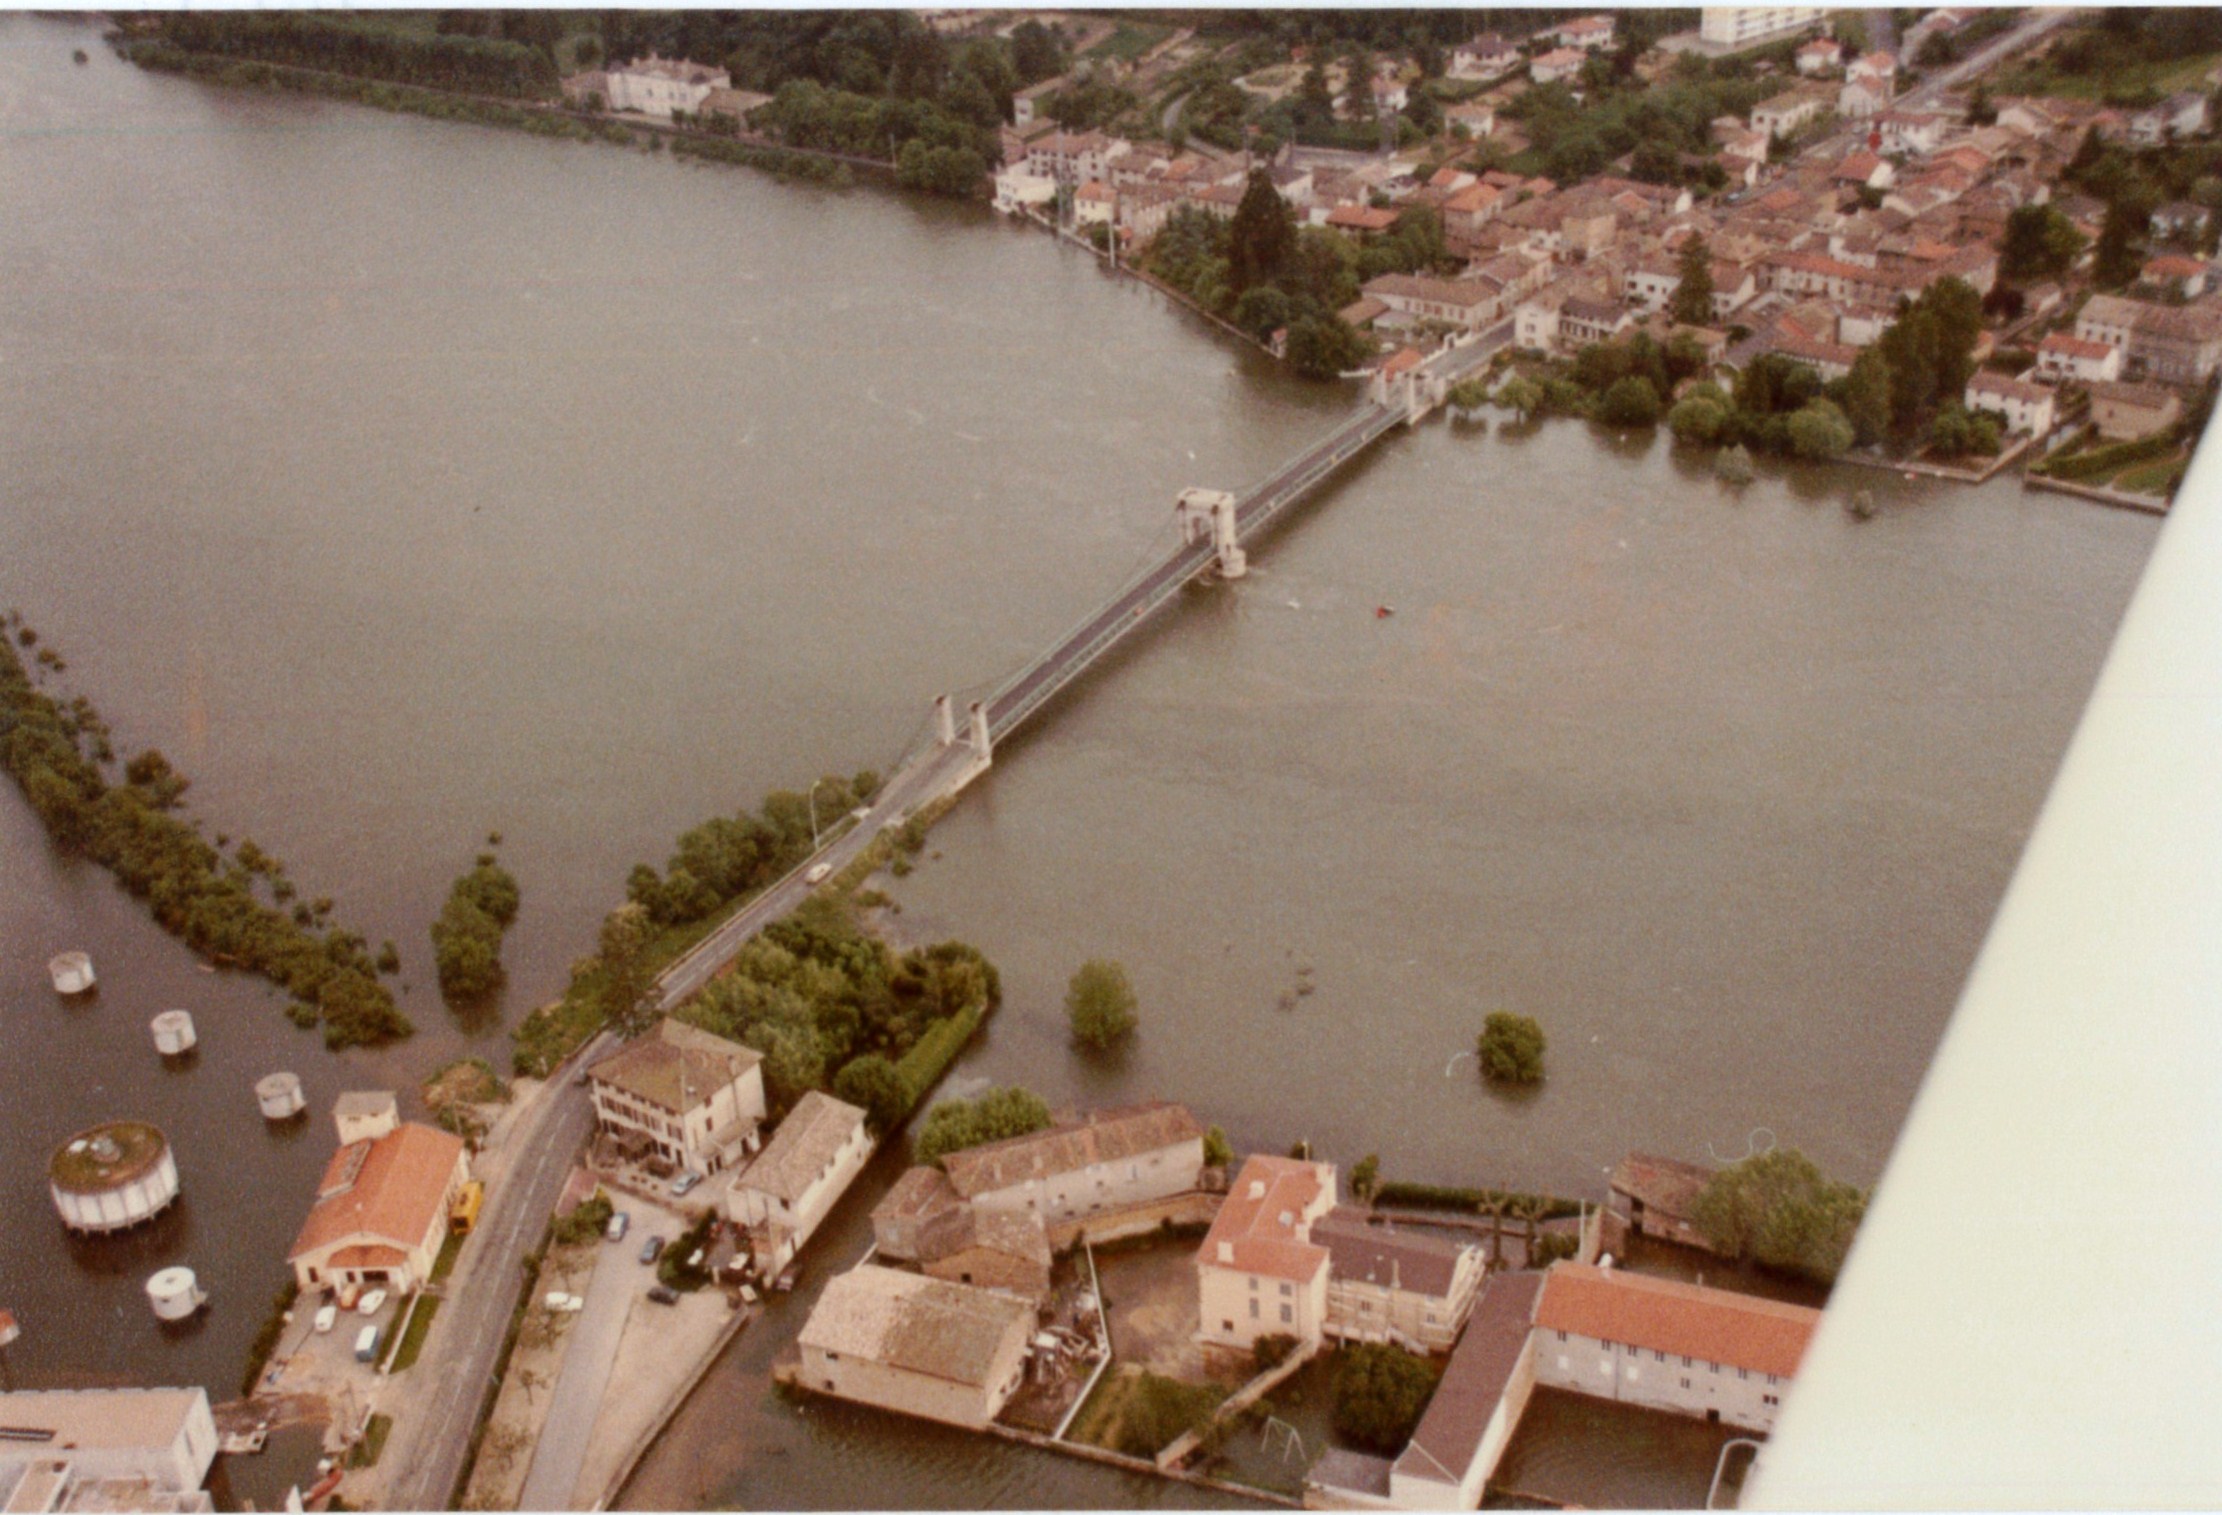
top-left (1175, 488), bottom-right (1246, 579)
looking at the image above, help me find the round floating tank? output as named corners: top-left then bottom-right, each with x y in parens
top-left (146, 1267), bottom-right (206, 1322)
top-left (48, 951), bottom-right (96, 995)
top-left (49, 1121), bottom-right (180, 1234)
top-left (256, 1072), bottom-right (306, 1121)
top-left (151, 1010), bottom-right (197, 1056)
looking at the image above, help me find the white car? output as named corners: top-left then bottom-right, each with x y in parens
top-left (805, 862), bottom-right (832, 885)
top-left (356, 1288), bottom-right (388, 1317)
top-left (542, 1291), bottom-right (584, 1313)
top-left (313, 1303), bottom-right (339, 1334)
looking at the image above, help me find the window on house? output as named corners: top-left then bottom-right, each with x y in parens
top-left (1556, 1330), bottom-right (1568, 1343)
top-left (1280, 1304), bottom-right (1293, 1325)
top-left (1654, 1350), bottom-right (1666, 1363)
top-left (1738, 1368), bottom-right (1750, 1381)
top-left (1681, 1377), bottom-right (1693, 1390)
top-left (1279, 1282), bottom-right (1293, 1297)
top-left (1249, 1277), bottom-right (1258, 1291)
top-left (1764, 1393), bottom-right (1780, 1406)
top-left (1249, 1299), bottom-right (1259, 1319)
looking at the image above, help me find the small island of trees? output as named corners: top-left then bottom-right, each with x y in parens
top-left (430, 846), bottom-right (521, 1004)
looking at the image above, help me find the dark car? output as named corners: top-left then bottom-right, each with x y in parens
top-left (639, 1235), bottom-right (665, 1265)
top-left (646, 1284), bottom-right (680, 1305)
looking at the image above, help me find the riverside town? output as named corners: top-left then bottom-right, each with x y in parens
top-left (0, 6), bottom-right (2205, 1513)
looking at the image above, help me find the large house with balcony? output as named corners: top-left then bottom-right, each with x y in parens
top-left (1196, 1154), bottom-right (1337, 1353)
top-left (587, 1018), bottom-right (766, 1177)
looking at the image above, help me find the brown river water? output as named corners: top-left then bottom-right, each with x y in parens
top-left (0, 16), bottom-right (2158, 1508)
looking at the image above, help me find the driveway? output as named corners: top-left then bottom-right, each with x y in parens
top-left (516, 1234), bottom-right (639, 1511)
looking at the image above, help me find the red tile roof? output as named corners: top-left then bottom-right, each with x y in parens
top-left (1197, 1155), bottom-right (1332, 1283)
top-left (1535, 1263), bottom-right (1820, 1379)
top-left (289, 1122), bottom-right (463, 1264)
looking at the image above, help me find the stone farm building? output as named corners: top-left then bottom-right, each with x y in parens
top-left (723, 1090), bottom-right (872, 1274)
top-left (796, 1264), bottom-right (1035, 1429)
top-left (588, 1018), bottom-right (766, 1176)
top-left (939, 1101), bottom-right (1205, 1230)
top-left (1608, 1152), bottom-right (1718, 1251)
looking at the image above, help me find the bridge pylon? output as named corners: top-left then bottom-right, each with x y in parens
top-left (934, 694), bottom-right (957, 747)
top-left (967, 700), bottom-right (992, 760)
top-left (1175, 487), bottom-right (1246, 579)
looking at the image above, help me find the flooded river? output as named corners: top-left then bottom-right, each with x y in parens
top-left (0, 16), bottom-right (2158, 1508)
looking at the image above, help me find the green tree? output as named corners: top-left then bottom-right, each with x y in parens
top-left (1599, 375), bottom-right (1664, 428)
top-left (597, 901), bottom-right (654, 1032)
top-left (1787, 398), bottom-right (1855, 459)
top-left (1351, 1153), bottom-right (1381, 1203)
top-left (1228, 168), bottom-right (1298, 296)
top-left (1066, 958), bottom-right (1139, 1049)
top-left (430, 894), bottom-right (503, 1001)
top-left (1203, 1124), bottom-right (1234, 1168)
top-left (1285, 316), bottom-right (1372, 380)
top-left (1231, 285), bottom-right (1294, 341)
top-left (1671, 235), bottom-right (1715, 327)
top-left (833, 1053), bottom-right (910, 1133)
top-left (1668, 395), bottom-right (1728, 444)
top-left (1691, 1147), bottom-right (1868, 1285)
top-left (1478, 1012), bottom-right (1546, 1084)
top-left (1403, 87), bottom-right (1441, 137)
top-left (1010, 19), bottom-right (1062, 86)
top-left (1716, 443), bottom-right (1756, 485)
top-left (2001, 204), bottom-right (2088, 281)
top-left (2095, 195), bottom-right (2153, 289)
top-left (123, 748), bottom-right (189, 808)
top-left (914, 1085), bottom-right (1053, 1162)
top-left (1496, 375), bottom-right (1544, 420)
top-left (1333, 1344), bottom-right (1442, 1453)
top-left (1842, 348), bottom-right (1894, 446)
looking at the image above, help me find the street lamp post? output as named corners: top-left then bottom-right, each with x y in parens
top-left (807, 778), bottom-right (827, 851)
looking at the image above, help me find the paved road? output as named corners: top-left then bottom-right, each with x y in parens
top-left (1807, 7), bottom-right (2080, 164)
top-left (516, 1238), bottom-right (638, 1511)
top-left (377, 1032), bottom-right (611, 1513)
top-left (649, 740), bottom-right (979, 1010)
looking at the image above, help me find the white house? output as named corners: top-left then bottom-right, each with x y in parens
top-left (1965, 373), bottom-right (2056, 437)
top-left (587, 1019), bottom-right (766, 1177)
top-left (796, 1265), bottom-right (1034, 1429)
top-left (1449, 33), bottom-right (1520, 82)
top-left (1370, 75), bottom-right (1410, 114)
top-left (604, 54), bottom-right (729, 119)
top-left (1195, 1154), bottom-right (1337, 1353)
top-left (1796, 37), bottom-right (1844, 75)
top-left (1530, 1263), bottom-right (1820, 1433)
top-left (725, 1091), bottom-right (873, 1274)
top-left (1846, 50), bottom-right (1897, 95)
top-left (2036, 331), bottom-right (2124, 384)
top-left (1751, 86), bottom-right (1830, 141)
top-left (993, 165), bottom-right (1058, 216)
top-left (1554, 14), bottom-right (1617, 50)
top-left (1530, 47), bottom-right (1587, 86)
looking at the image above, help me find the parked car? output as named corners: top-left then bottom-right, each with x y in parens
top-left (353, 1326), bottom-right (382, 1363)
top-left (646, 1284), bottom-right (680, 1305)
top-left (355, 1288), bottom-right (388, 1317)
top-left (639, 1235), bottom-right (665, 1265)
top-left (804, 862), bottom-right (832, 885)
top-left (313, 1303), bottom-right (339, 1334)
top-left (606, 1209), bottom-right (630, 1242)
top-left (670, 1171), bottom-right (701, 1197)
top-left (543, 1292), bottom-right (584, 1313)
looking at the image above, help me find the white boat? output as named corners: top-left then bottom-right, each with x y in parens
top-left (313, 1304), bottom-right (338, 1334)
top-left (355, 1288), bottom-right (387, 1317)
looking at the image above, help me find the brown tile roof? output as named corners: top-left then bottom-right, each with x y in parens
top-left (941, 1102), bottom-right (1202, 1199)
top-left (735, 1091), bottom-right (866, 1204)
top-left (1314, 1207), bottom-right (1476, 1297)
top-left (1197, 1154), bottom-right (1332, 1283)
top-left (289, 1122), bottom-right (463, 1263)
top-left (920, 1206), bottom-right (1052, 1269)
top-left (1393, 1272), bottom-right (1543, 1487)
top-left (799, 1265), bottom-right (1031, 1387)
top-left (1610, 1152), bottom-right (1716, 1220)
top-left (873, 1164), bottom-right (961, 1226)
top-left (1535, 1262), bottom-right (1820, 1378)
top-left (589, 1019), bottom-right (761, 1115)
top-left (2040, 332), bottom-right (2114, 361)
